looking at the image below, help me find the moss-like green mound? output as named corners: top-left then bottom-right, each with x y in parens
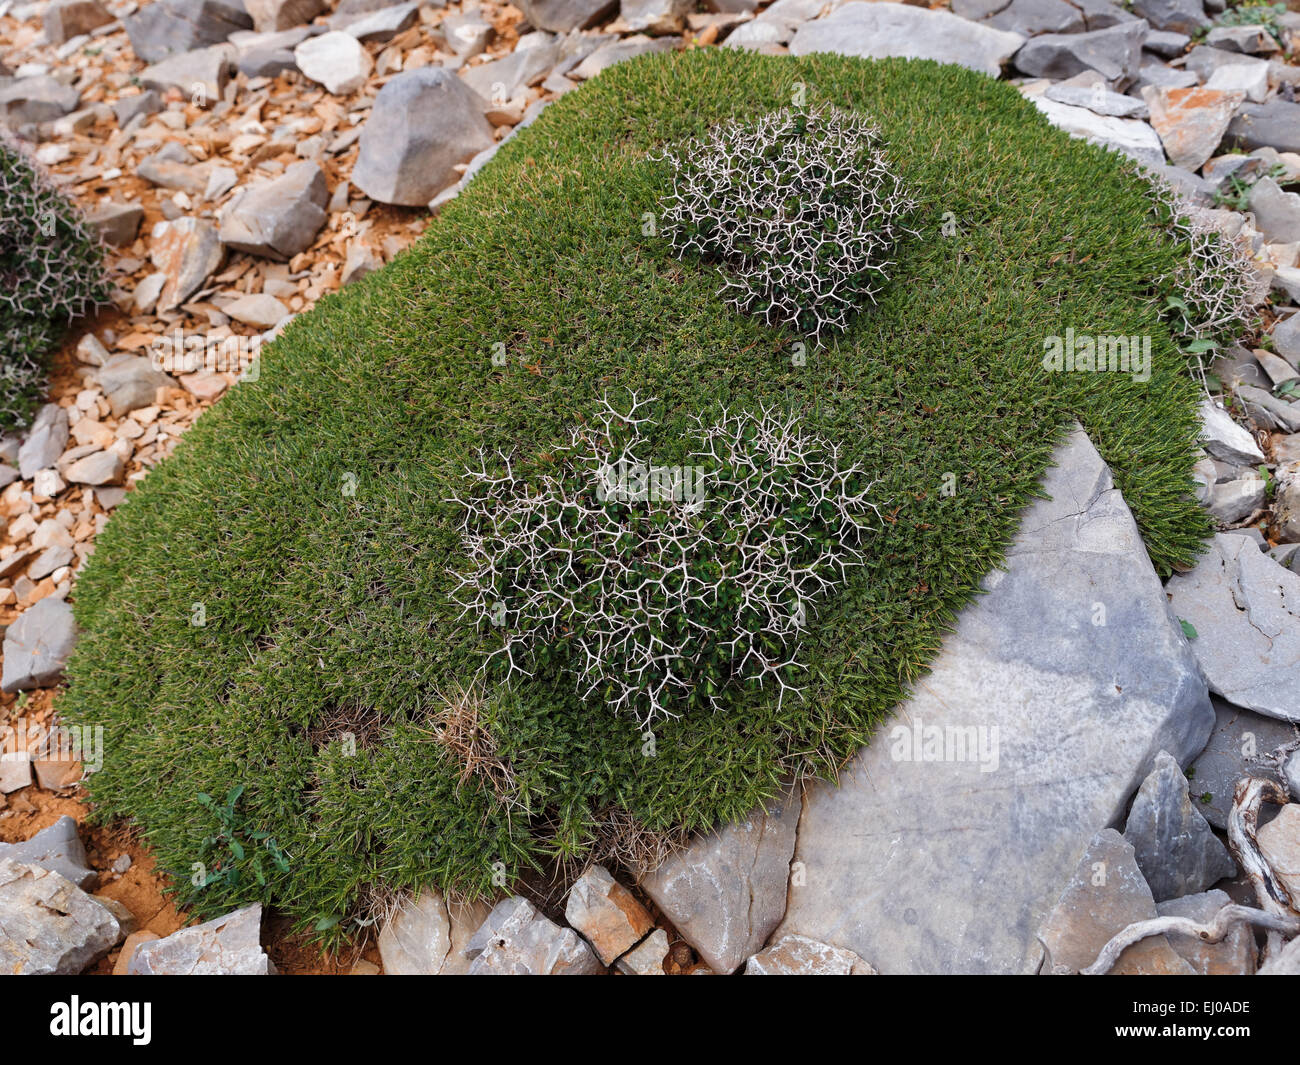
top-left (65, 48), bottom-right (1218, 939)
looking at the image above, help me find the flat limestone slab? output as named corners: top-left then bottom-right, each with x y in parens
top-left (773, 428), bottom-right (1214, 974)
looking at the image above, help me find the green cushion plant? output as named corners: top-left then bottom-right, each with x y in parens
top-left (64, 48), bottom-right (1249, 943)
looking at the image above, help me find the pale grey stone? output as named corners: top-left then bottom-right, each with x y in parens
top-left (64, 449), bottom-right (125, 486)
top-left (464, 896), bottom-right (603, 974)
top-left (1, 596), bottom-right (77, 692)
top-left (1013, 21), bottom-right (1149, 86)
top-left (1167, 533), bottom-right (1300, 722)
top-left (139, 42), bottom-right (236, 100)
top-left (746, 933), bottom-right (873, 975)
top-left (1144, 28), bottom-right (1192, 57)
top-left (123, 0), bottom-right (252, 64)
top-left (1026, 93), bottom-right (1164, 166)
top-left (1227, 98), bottom-right (1300, 154)
top-left (0, 859), bottom-right (120, 975)
top-left (338, 1), bottom-right (418, 42)
top-left (1250, 176), bottom-right (1300, 244)
top-left (1206, 24), bottom-right (1279, 57)
top-left (460, 31), bottom-right (560, 99)
top-left (569, 34), bottom-right (675, 80)
top-left (1206, 470), bottom-right (1266, 523)
top-left (0, 816), bottom-right (94, 889)
top-left (128, 903), bottom-right (272, 974)
top-left (620, 0), bottom-right (691, 34)
top-left (638, 786), bottom-right (799, 974)
top-left (0, 75), bottom-right (80, 125)
top-left (219, 161), bottom-right (328, 260)
top-left (1130, 0), bottom-right (1208, 35)
top-left (1199, 398), bottom-right (1266, 465)
top-left (1186, 695), bottom-right (1298, 830)
top-left (513, 0), bottom-right (615, 33)
top-left (95, 354), bottom-right (177, 418)
top-left (440, 12), bottom-right (492, 58)
top-left (1123, 749), bottom-right (1236, 901)
top-left (243, 0), bottom-right (322, 32)
top-left (615, 927), bottom-right (668, 974)
top-left (986, 0), bottom-right (1083, 37)
top-left (773, 428), bottom-right (1213, 974)
top-left (294, 31), bottom-right (372, 94)
top-left (789, 2), bottom-right (1025, 79)
top-left (18, 403), bottom-right (69, 479)
top-left (353, 66), bottom-right (493, 206)
top-left (1044, 81), bottom-right (1147, 118)
top-left (1234, 384), bottom-right (1300, 432)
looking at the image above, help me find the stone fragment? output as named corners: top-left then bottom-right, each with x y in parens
top-left (1257, 803), bottom-right (1300, 901)
top-left (0, 76), bottom-right (80, 125)
top-left (513, 0), bottom-right (616, 33)
top-left (1130, 0), bottom-right (1208, 35)
top-left (1199, 399), bottom-right (1265, 465)
top-left (564, 864), bottom-right (654, 964)
top-left (87, 202), bottom-right (144, 246)
top-left (0, 860), bottom-right (121, 974)
top-left (294, 31), bottom-right (372, 95)
top-left (569, 34), bottom-right (675, 79)
top-left (128, 903), bottom-right (272, 974)
top-left (95, 354), bottom-right (177, 418)
top-left (615, 928), bottom-right (669, 974)
top-left (243, 0), bottom-right (323, 32)
top-left (1122, 749), bottom-right (1236, 901)
top-left (1227, 98), bottom-right (1300, 155)
top-left (1, 596), bottom-right (77, 692)
top-left (1143, 85), bottom-right (1245, 171)
top-left (64, 449), bottom-right (125, 486)
top-left (139, 43), bottom-right (236, 101)
top-left (1013, 21), bottom-right (1147, 86)
top-left (639, 786), bottom-right (799, 974)
top-left (219, 161), bottom-right (327, 260)
top-left (465, 896), bottom-right (604, 974)
top-left (789, 2), bottom-right (1026, 79)
top-left (18, 403), bottom-right (69, 479)
top-left (43, 0), bottom-right (114, 44)
top-left (150, 217), bottom-right (223, 312)
top-left (1038, 830), bottom-right (1196, 974)
top-left (352, 67), bottom-right (493, 206)
top-left (124, 0), bottom-right (252, 64)
top-left (746, 933), bottom-right (874, 975)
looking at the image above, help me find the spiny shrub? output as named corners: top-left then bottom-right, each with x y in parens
top-left (1151, 180), bottom-right (1265, 342)
top-left (658, 106), bottom-right (915, 346)
top-left (0, 135), bottom-right (107, 429)
top-left (451, 394), bottom-right (877, 723)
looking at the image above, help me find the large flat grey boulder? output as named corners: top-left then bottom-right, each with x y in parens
top-left (772, 428), bottom-right (1213, 974)
top-left (1166, 533), bottom-right (1300, 723)
top-left (788, 2), bottom-right (1025, 79)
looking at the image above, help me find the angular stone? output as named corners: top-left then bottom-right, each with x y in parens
top-left (244, 0), bottom-right (322, 32)
top-left (1157, 888), bottom-right (1256, 974)
top-left (440, 12), bottom-right (493, 58)
top-left (1135, 59), bottom-right (1199, 91)
top-left (128, 903), bottom-right (272, 974)
top-left (140, 43), bottom-right (236, 101)
top-left (339, 1), bottom-right (418, 41)
top-left (0, 859), bottom-right (120, 975)
top-left (86, 201), bottom-right (144, 248)
top-left (638, 785), bottom-right (799, 974)
top-left (138, 153), bottom-right (206, 195)
top-left (294, 31), bottom-right (372, 95)
top-left (150, 217), bottom-right (223, 312)
top-left (1039, 831), bottom-right (1196, 974)
top-left (1235, 383), bottom-right (1300, 432)
top-left (1249, 176), bottom-right (1300, 245)
top-left (1143, 86), bottom-right (1245, 171)
top-left (43, 0), bottom-right (115, 44)
top-left (1205, 61), bottom-right (1270, 103)
top-left (465, 896), bottom-right (603, 974)
top-left (788, 2), bottom-right (1026, 79)
top-left (621, 0), bottom-right (692, 34)
top-left (95, 354), bottom-right (177, 417)
top-left (774, 428), bottom-right (1214, 974)
top-left (460, 32), bottom-right (560, 100)
top-left (1013, 21), bottom-right (1148, 86)
top-left (569, 34), bottom-right (675, 80)
top-left (18, 403), bottom-right (69, 479)
top-left (1167, 533), bottom-right (1300, 723)
top-left (0, 75), bottom-right (80, 125)
top-left (64, 449), bottom-right (125, 486)
top-left (1226, 98), bottom-right (1300, 154)
top-left (615, 927), bottom-right (668, 974)
top-left (1, 597), bottom-right (77, 692)
top-left (513, 0), bottom-right (615, 33)
top-left (1206, 24), bottom-right (1279, 57)
top-left (1199, 398), bottom-right (1265, 465)
top-left (123, 0), bottom-right (253, 64)
top-left (1257, 803), bottom-right (1300, 900)
top-left (986, 0), bottom-right (1084, 37)
top-left (564, 864), bottom-right (654, 964)
top-left (1072, 0), bottom-right (1140, 30)
top-left (746, 933), bottom-right (873, 975)
top-left (352, 66), bottom-right (493, 206)
top-left (0, 816), bottom-right (95, 890)
top-left (1130, 0), bottom-right (1208, 35)
top-left (0, 754), bottom-right (32, 794)
top-left (219, 161), bottom-right (327, 261)
top-left (377, 889), bottom-right (490, 975)
top-left (1123, 749), bottom-right (1236, 901)
top-left (1207, 470), bottom-right (1266, 524)
top-left (1145, 28), bottom-right (1192, 57)
top-left (1044, 80), bottom-right (1147, 118)
top-left (1027, 93), bottom-right (1164, 166)
top-left (1185, 44), bottom-right (1268, 83)
top-left (237, 46), bottom-right (298, 76)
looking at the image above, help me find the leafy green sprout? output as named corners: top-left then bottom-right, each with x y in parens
top-left (195, 784), bottom-right (290, 890)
